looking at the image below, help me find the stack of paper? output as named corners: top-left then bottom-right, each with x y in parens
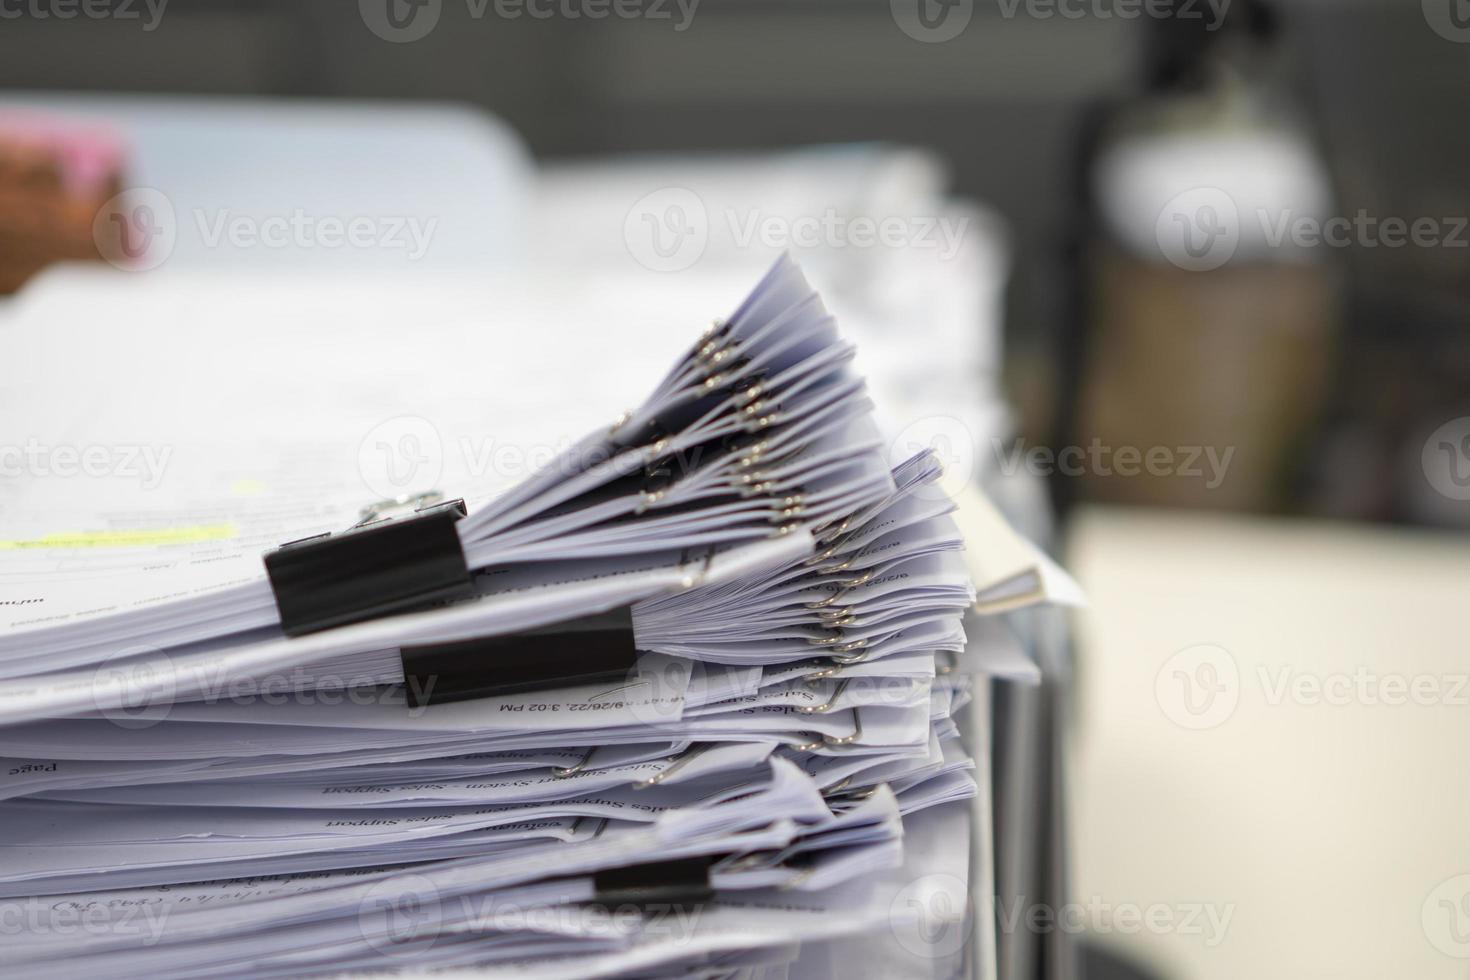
top-left (535, 149), bottom-right (1086, 980)
top-left (0, 256), bottom-right (1016, 978)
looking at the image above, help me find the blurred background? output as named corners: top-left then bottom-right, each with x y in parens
top-left (2, 1), bottom-right (1468, 978)
top-left (4, 0), bottom-right (1468, 525)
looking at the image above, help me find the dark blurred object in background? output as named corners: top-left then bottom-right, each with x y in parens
top-left (1294, 2), bottom-right (1470, 530)
top-left (1051, 0), bottom-right (1470, 528)
top-left (1062, 0), bottom-right (1338, 514)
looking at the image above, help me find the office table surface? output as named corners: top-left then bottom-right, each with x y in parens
top-left (1065, 506), bottom-right (1470, 980)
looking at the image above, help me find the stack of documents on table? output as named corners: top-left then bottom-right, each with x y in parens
top-left (537, 149), bottom-right (1087, 980)
top-left (0, 255), bottom-right (1011, 978)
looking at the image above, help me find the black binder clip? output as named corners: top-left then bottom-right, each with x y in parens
top-left (265, 492), bottom-right (475, 637)
top-left (399, 607), bottom-right (641, 708)
top-left (590, 855), bottom-right (715, 909)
